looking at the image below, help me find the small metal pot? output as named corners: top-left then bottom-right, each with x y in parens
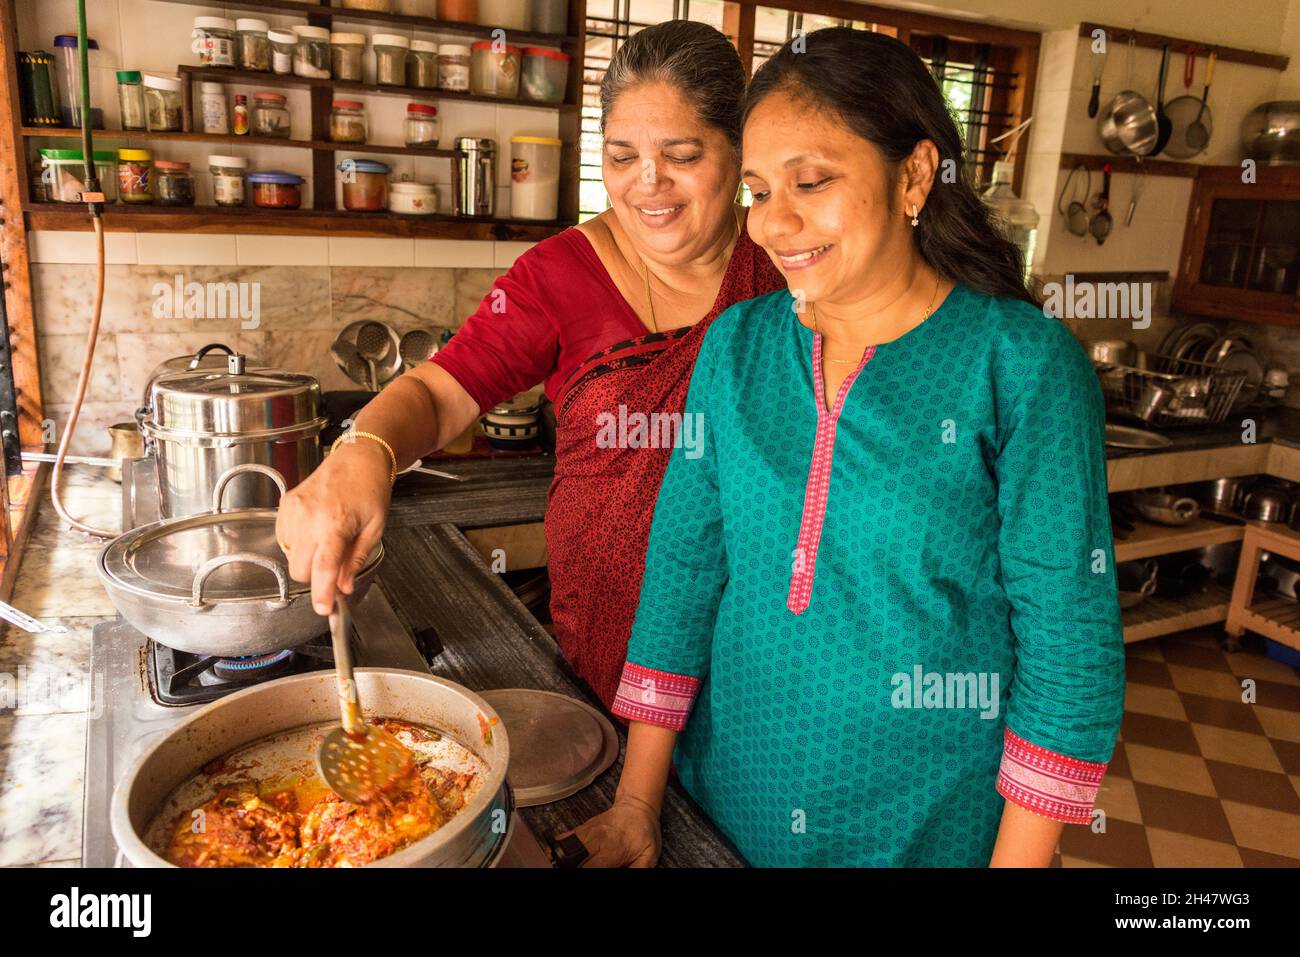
top-left (1099, 89), bottom-right (1159, 155)
top-left (111, 669), bottom-right (513, 868)
top-left (1241, 485), bottom-right (1294, 523)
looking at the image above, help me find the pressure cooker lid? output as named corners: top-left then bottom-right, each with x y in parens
top-left (478, 689), bottom-right (617, 806)
top-left (101, 510), bottom-right (381, 603)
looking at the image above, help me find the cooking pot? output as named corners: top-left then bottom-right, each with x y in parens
top-left (111, 668), bottom-right (513, 868)
top-left (1241, 100), bottom-right (1300, 166)
top-left (1099, 89), bottom-right (1159, 155)
top-left (97, 464), bottom-right (382, 657)
top-left (139, 352), bottom-right (327, 518)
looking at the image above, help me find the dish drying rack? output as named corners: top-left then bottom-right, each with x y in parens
top-left (1096, 352), bottom-right (1247, 427)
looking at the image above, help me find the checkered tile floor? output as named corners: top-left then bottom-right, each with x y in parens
top-left (1053, 627), bottom-right (1300, 867)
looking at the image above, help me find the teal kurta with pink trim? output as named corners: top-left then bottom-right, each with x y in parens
top-left (611, 284), bottom-right (1126, 867)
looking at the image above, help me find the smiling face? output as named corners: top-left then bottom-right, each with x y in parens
top-left (603, 81), bottom-right (741, 266)
top-left (742, 89), bottom-right (927, 307)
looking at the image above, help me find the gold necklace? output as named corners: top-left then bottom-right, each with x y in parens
top-left (640, 207), bottom-right (743, 333)
top-left (811, 277), bottom-right (943, 363)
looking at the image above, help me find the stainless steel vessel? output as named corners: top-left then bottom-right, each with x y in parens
top-left (140, 353), bottom-right (326, 518)
top-left (111, 669), bottom-right (514, 868)
top-left (454, 136), bottom-right (496, 216)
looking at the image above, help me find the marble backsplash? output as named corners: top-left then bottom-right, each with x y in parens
top-left (34, 263), bottom-right (503, 455)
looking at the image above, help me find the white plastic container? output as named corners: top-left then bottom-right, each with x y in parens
top-left (389, 181), bottom-right (438, 215)
top-left (199, 82), bottom-right (228, 134)
top-left (509, 135), bottom-right (560, 220)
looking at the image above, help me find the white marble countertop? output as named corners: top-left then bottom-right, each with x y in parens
top-left (0, 468), bottom-right (122, 868)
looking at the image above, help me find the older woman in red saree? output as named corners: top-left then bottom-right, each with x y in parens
top-left (275, 20), bottom-right (785, 709)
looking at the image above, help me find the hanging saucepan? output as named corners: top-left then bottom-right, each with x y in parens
top-left (97, 463), bottom-right (382, 657)
top-left (1099, 37), bottom-right (1159, 155)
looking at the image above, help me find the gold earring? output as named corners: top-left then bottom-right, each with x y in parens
top-left (910, 205), bottom-right (920, 227)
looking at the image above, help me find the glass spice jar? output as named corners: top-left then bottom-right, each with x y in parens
top-left (268, 29), bottom-right (296, 75)
top-left (236, 18), bottom-right (271, 72)
top-left (209, 154), bottom-right (248, 207)
top-left (329, 100), bottom-right (367, 143)
top-left (143, 74), bottom-right (183, 131)
top-left (408, 40), bottom-right (439, 88)
top-left (373, 34), bottom-right (410, 86)
top-left (438, 43), bottom-right (471, 91)
top-left (338, 159), bottom-right (389, 211)
top-left (330, 33), bottom-right (365, 82)
top-left (470, 41), bottom-right (521, 98)
top-left (116, 70), bottom-right (146, 131)
top-left (117, 148), bottom-right (154, 204)
top-left (252, 91), bottom-right (291, 138)
top-left (191, 16), bottom-right (236, 68)
top-left (292, 25), bottom-right (331, 78)
top-left (154, 160), bottom-right (196, 207)
top-left (404, 103), bottom-right (440, 146)
top-left (248, 170), bottom-right (304, 209)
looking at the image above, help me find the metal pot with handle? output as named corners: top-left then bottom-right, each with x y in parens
top-left (97, 464), bottom-right (382, 657)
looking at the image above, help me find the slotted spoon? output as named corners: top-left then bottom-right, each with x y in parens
top-left (317, 594), bottom-right (414, 804)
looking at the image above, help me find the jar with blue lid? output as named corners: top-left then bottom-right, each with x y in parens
top-left (248, 170), bottom-right (304, 209)
top-left (338, 159), bottom-right (389, 211)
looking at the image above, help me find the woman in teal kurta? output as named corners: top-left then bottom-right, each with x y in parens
top-left (565, 29), bottom-right (1125, 868)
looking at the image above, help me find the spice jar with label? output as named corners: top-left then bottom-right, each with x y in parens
top-left (252, 91), bottom-right (291, 138)
top-left (268, 29), bottom-right (296, 75)
top-left (438, 44), bottom-right (471, 91)
top-left (373, 34), bottom-right (410, 86)
top-left (293, 25), bottom-right (331, 79)
top-left (408, 40), bottom-right (439, 88)
top-left (116, 70), bottom-right (146, 130)
top-left (248, 170), bottom-right (304, 209)
top-left (339, 159), bottom-right (390, 211)
top-left (470, 41), bottom-right (521, 98)
top-left (330, 33), bottom-right (365, 82)
top-left (199, 82), bottom-right (228, 134)
top-left (143, 74), bottom-right (183, 131)
top-left (209, 155), bottom-right (248, 207)
top-left (237, 19), bottom-right (272, 72)
top-left (192, 17), bottom-right (236, 67)
top-left (233, 94), bottom-right (249, 134)
top-left (154, 160), bottom-right (196, 207)
top-left (329, 101), bottom-right (368, 143)
top-left (117, 148), bottom-right (154, 204)
top-left (405, 103), bottom-right (440, 146)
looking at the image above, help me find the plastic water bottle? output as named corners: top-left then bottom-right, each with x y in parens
top-left (981, 160), bottom-right (1038, 284)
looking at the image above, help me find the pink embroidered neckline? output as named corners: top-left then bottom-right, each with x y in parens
top-left (786, 334), bottom-right (877, 615)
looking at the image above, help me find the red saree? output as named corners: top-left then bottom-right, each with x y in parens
top-left (432, 223), bottom-right (785, 710)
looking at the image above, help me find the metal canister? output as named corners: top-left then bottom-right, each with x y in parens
top-left (139, 353), bottom-right (326, 518)
top-left (454, 136), bottom-right (495, 216)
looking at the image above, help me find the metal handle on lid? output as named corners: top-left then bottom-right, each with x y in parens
top-left (210, 463), bottom-right (287, 512)
top-left (189, 551), bottom-right (291, 608)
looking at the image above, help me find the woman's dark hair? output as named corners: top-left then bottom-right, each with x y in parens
top-left (744, 28), bottom-right (1035, 305)
top-left (600, 20), bottom-right (747, 153)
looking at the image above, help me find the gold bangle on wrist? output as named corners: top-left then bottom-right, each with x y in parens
top-left (331, 430), bottom-right (398, 484)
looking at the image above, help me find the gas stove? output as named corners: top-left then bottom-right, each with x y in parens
top-left (81, 457), bottom-right (553, 868)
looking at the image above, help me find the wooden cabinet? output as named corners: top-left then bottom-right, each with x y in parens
top-left (1173, 165), bottom-right (1300, 327)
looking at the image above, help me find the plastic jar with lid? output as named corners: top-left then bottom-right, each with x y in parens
top-left (338, 159), bottom-right (390, 212)
top-left (438, 44), bottom-right (471, 92)
top-left (154, 161), bottom-right (196, 207)
top-left (192, 17), bottom-right (236, 67)
top-left (52, 35), bottom-right (99, 128)
top-left (330, 101), bottom-right (368, 143)
top-left (236, 19), bottom-right (271, 72)
top-left (470, 41), bottom-right (521, 98)
top-left (293, 25), bottom-right (331, 78)
top-left (389, 181), bottom-right (438, 214)
top-left (199, 82), bottom-right (228, 134)
top-left (41, 149), bottom-right (117, 203)
top-left (116, 70), bottom-right (146, 130)
top-left (209, 155), bottom-right (248, 207)
top-left (268, 29), bottom-right (296, 75)
top-left (521, 47), bottom-right (569, 103)
top-left (330, 33), bottom-right (366, 82)
top-left (405, 103), bottom-right (440, 146)
top-left (373, 34), bottom-right (410, 86)
top-left (477, 0), bottom-right (531, 30)
top-left (117, 148), bottom-right (154, 204)
top-left (509, 136), bottom-right (561, 220)
top-left (143, 74), bottom-right (183, 131)
top-left (252, 92), bottom-right (292, 138)
top-left (248, 171), bottom-right (304, 209)
top-left (408, 40), bottom-right (439, 88)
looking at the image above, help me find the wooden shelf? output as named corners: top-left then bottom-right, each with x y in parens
top-left (150, 0), bottom-right (579, 50)
top-left (23, 201), bottom-right (571, 242)
top-left (1059, 152), bottom-right (1201, 179)
top-left (1077, 22), bottom-right (1289, 71)
top-left (1114, 515), bottom-right (1245, 563)
top-left (1237, 595), bottom-right (1300, 652)
top-left (24, 126), bottom-right (459, 158)
top-left (1123, 580), bottom-right (1233, 643)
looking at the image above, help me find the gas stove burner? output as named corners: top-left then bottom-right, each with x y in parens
top-left (212, 649), bottom-right (295, 680)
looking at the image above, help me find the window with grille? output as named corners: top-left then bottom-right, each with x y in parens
top-left (580, 2), bottom-right (1038, 220)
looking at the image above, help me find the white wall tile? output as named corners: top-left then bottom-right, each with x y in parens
top-left (494, 241), bottom-right (535, 269)
top-left (135, 232), bottom-right (238, 265)
top-left (328, 237), bottom-right (415, 266)
top-left (414, 239), bottom-right (494, 268)
top-left (236, 234), bottom-right (329, 266)
top-left (29, 230), bottom-right (137, 264)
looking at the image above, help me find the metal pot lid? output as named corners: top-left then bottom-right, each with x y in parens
top-left (100, 509), bottom-right (381, 604)
top-left (147, 361), bottom-right (323, 437)
top-left (479, 689), bottom-right (617, 807)
top-left (487, 396), bottom-right (541, 418)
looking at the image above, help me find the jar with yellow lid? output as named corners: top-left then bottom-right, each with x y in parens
top-left (117, 148), bottom-right (154, 204)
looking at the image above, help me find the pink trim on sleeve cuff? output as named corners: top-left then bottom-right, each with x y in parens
top-left (610, 661), bottom-right (701, 731)
top-left (995, 726), bottom-right (1109, 824)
